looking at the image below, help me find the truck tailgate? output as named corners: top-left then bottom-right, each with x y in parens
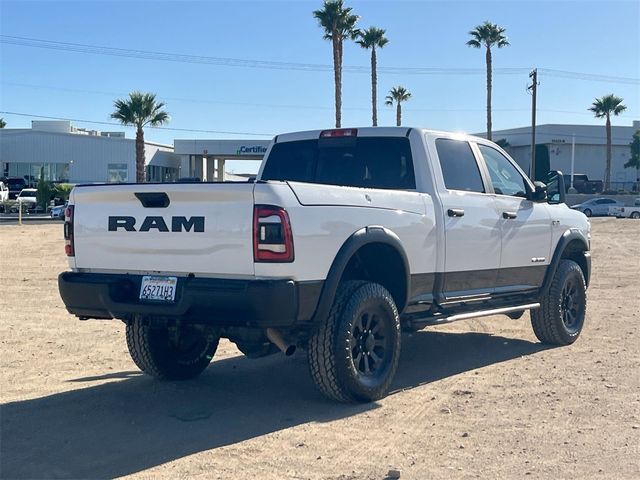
top-left (71, 183), bottom-right (256, 277)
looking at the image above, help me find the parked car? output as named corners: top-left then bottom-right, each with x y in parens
top-left (563, 174), bottom-right (603, 194)
top-left (15, 188), bottom-right (38, 211)
top-left (0, 181), bottom-right (8, 202)
top-left (6, 178), bottom-right (27, 200)
top-left (58, 127), bottom-right (591, 403)
top-left (570, 197), bottom-right (624, 217)
top-left (50, 202), bottom-right (68, 219)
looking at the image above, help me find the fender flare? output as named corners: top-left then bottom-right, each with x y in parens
top-left (540, 229), bottom-right (590, 293)
top-left (310, 226), bottom-right (410, 324)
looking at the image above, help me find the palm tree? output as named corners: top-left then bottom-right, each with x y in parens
top-left (111, 92), bottom-right (169, 183)
top-left (466, 21), bottom-right (510, 141)
top-left (385, 86), bottom-right (412, 126)
top-left (0, 118), bottom-right (6, 128)
top-left (357, 27), bottom-right (388, 127)
top-left (589, 94), bottom-right (626, 191)
top-left (313, 0), bottom-right (359, 128)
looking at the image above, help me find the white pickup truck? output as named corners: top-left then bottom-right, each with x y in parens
top-left (59, 127), bottom-right (591, 402)
top-left (608, 199), bottom-right (640, 219)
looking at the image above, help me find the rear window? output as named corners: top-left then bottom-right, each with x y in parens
top-left (261, 137), bottom-right (416, 190)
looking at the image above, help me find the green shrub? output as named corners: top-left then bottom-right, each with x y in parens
top-left (53, 183), bottom-right (73, 202)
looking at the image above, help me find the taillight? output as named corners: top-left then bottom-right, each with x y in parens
top-left (319, 128), bottom-right (358, 138)
top-left (253, 205), bottom-right (294, 262)
top-left (64, 205), bottom-right (74, 256)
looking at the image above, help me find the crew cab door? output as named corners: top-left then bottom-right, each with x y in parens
top-left (475, 143), bottom-right (551, 292)
top-left (433, 138), bottom-right (502, 298)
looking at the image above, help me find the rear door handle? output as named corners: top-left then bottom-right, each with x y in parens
top-left (502, 211), bottom-right (518, 219)
top-left (447, 208), bottom-right (465, 217)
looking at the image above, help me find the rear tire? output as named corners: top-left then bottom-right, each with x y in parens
top-left (126, 320), bottom-right (219, 380)
top-left (531, 260), bottom-right (586, 345)
top-left (631, 211), bottom-right (640, 219)
top-left (308, 281), bottom-right (401, 403)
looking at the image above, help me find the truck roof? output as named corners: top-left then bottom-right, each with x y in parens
top-left (274, 127), bottom-right (488, 144)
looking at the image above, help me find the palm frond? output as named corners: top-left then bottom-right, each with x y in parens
top-left (589, 94), bottom-right (626, 118)
top-left (467, 21), bottom-right (509, 49)
top-left (111, 91), bottom-right (169, 128)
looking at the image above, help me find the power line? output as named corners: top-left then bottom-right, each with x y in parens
top-left (2, 35), bottom-right (639, 84)
top-left (0, 111), bottom-right (275, 136)
top-left (3, 81), bottom-right (637, 118)
top-left (1, 111), bottom-right (633, 143)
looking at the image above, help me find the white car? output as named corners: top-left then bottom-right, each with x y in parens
top-left (58, 127), bottom-right (591, 402)
top-left (14, 188), bottom-right (38, 212)
top-left (570, 197), bottom-right (624, 217)
top-left (50, 203), bottom-right (68, 219)
top-left (0, 181), bottom-right (9, 202)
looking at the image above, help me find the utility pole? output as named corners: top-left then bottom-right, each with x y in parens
top-left (527, 69), bottom-right (538, 181)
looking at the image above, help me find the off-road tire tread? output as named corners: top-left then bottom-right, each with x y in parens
top-left (308, 281), bottom-right (401, 403)
top-left (531, 259), bottom-right (586, 345)
top-left (126, 321), bottom-right (218, 380)
top-left (126, 321), bottom-right (166, 378)
top-left (308, 281), bottom-right (367, 402)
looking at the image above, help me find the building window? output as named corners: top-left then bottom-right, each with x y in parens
top-left (6, 162), bottom-right (70, 184)
top-left (107, 163), bottom-right (128, 183)
top-left (146, 165), bottom-right (179, 182)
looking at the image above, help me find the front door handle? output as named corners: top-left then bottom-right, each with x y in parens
top-left (447, 208), bottom-right (465, 217)
top-left (502, 211), bottom-right (518, 219)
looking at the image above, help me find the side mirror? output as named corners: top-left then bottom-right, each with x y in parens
top-left (545, 170), bottom-right (566, 204)
top-left (530, 181), bottom-right (547, 202)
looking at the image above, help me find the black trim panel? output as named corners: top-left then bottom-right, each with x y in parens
top-left (59, 272), bottom-right (323, 327)
top-left (409, 266), bottom-right (548, 305)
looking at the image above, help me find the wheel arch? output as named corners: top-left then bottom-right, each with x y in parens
top-left (541, 229), bottom-right (590, 294)
top-left (310, 227), bottom-right (410, 324)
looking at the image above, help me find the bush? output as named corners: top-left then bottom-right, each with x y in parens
top-left (53, 183), bottom-right (73, 202)
top-left (36, 176), bottom-right (54, 210)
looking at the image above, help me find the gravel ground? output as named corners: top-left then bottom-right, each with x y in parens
top-left (1, 218), bottom-right (639, 479)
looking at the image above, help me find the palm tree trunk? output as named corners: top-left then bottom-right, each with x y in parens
top-left (371, 48), bottom-right (377, 127)
top-left (332, 36), bottom-right (342, 128)
top-left (135, 127), bottom-right (146, 183)
top-left (485, 47), bottom-right (492, 141)
top-left (605, 114), bottom-right (612, 191)
top-left (396, 103), bottom-right (401, 127)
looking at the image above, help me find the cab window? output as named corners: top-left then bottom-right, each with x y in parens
top-left (479, 144), bottom-right (528, 198)
top-left (435, 138), bottom-right (485, 193)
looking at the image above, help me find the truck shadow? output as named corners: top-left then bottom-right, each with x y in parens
top-left (1, 330), bottom-right (549, 479)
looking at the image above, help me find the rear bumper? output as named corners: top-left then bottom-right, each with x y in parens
top-left (58, 272), bottom-right (323, 328)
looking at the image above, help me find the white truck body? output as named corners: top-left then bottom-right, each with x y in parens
top-left (59, 127), bottom-right (592, 402)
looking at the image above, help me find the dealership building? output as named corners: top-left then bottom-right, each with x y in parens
top-left (1, 119), bottom-right (638, 187)
top-left (0, 121), bottom-right (271, 184)
top-left (490, 121), bottom-right (640, 188)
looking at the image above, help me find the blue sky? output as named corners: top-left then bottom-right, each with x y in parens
top-left (1, 0), bottom-right (639, 151)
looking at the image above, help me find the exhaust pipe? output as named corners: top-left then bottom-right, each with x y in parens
top-left (265, 328), bottom-right (296, 356)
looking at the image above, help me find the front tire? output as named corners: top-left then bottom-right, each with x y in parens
top-left (308, 281), bottom-right (401, 403)
top-left (583, 208), bottom-right (592, 217)
top-left (531, 260), bottom-right (586, 345)
top-left (631, 211), bottom-right (640, 219)
top-left (126, 320), bottom-right (219, 380)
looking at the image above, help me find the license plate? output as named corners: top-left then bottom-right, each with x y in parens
top-left (139, 276), bottom-right (178, 303)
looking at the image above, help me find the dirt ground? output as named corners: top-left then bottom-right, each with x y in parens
top-left (1, 218), bottom-right (638, 479)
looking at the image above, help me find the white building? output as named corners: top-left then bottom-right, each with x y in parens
top-left (0, 121), bottom-right (180, 184)
top-left (489, 121), bottom-right (640, 188)
top-left (173, 139), bottom-right (270, 181)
